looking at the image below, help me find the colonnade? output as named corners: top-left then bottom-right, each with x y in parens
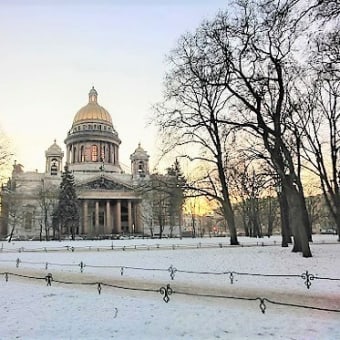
top-left (66, 141), bottom-right (119, 165)
top-left (80, 198), bottom-right (142, 236)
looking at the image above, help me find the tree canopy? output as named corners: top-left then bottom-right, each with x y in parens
top-left (153, 0), bottom-right (340, 255)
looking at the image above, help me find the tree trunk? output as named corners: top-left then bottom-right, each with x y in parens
top-left (285, 185), bottom-right (312, 257)
top-left (8, 224), bottom-right (15, 243)
top-left (334, 195), bottom-right (340, 242)
top-left (223, 201), bottom-right (239, 245)
top-left (39, 222), bottom-right (43, 242)
top-left (191, 215), bottom-right (196, 238)
top-left (44, 210), bottom-right (49, 241)
top-left (266, 197), bottom-right (275, 237)
top-left (71, 225), bottom-right (75, 240)
top-left (251, 198), bottom-right (262, 238)
top-left (335, 211), bottom-right (340, 242)
top-left (299, 189), bottom-right (313, 242)
top-left (45, 227), bottom-right (49, 241)
top-left (58, 223), bottom-right (61, 242)
top-left (278, 189), bottom-right (291, 247)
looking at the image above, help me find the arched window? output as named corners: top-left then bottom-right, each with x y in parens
top-left (138, 161), bottom-right (145, 177)
top-left (50, 159), bottom-right (58, 175)
top-left (73, 147), bottom-right (77, 163)
top-left (91, 145), bottom-right (98, 162)
top-left (80, 146), bottom-right (85, 162)
top-left (24, 211), bottom-right (33, 230)
top-left (101, 146), bottom-right (105, 162)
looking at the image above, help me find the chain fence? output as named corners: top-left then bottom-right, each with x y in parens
top-left (1, 257), bottom-right (340, 290)
top-left (0, 238), bottom-right (338, 254)
top-left (1, 239), bottom-right (339, 315)
top-left (1, 271), bottom-right (339, 314)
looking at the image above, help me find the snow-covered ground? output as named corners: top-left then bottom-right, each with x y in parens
top-left (0, 235), bottom-right (339, 339)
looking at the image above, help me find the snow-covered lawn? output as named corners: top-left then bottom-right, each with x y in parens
top-left (0, 235), bottom-right (339, 339)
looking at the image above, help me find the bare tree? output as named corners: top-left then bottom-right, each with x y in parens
top-left (312, 0), bottom-right (340, 19)
top-left (296, 26), bottom-right (340, 240)
top-left (262, 194), bottom-right (279, 237)
top-left (184, 197), bottom-right (198, 238)
top-left (0, 178), bottom-right (23, 242)
top-left (0, 128), bottom-right (13, 183)
top-left (137, 167), bottom-right (185, 239)
top-left (36, 180), bottom-right (59, 241)
top-left (196, 0), bottom-right (313, 256)
top-left (229, 159), bottom-right (266, 237)
top-left (154, 28), bottom-right (239, 245)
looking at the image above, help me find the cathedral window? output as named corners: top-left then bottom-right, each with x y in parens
top-left (138, 161), bottom-right (145, 177)
top-left (91, 145), bottom-right (98, 161)
top-left (101, 146), bottom-right (106, 162)
top-left (80, 146), bottom-right (85, 162)
top-left (73, 147), bottom-right (77, 163)
top-left (24, 211), bottom-right (33, 230)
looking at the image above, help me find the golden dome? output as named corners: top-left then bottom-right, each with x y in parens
top-left (72, 87), bottom-right (113, 126)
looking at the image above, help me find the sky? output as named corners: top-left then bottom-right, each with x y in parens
top-left (0, 0), bottom-right (228, 174)
top-left (0, 235), bottom-right (339, 339)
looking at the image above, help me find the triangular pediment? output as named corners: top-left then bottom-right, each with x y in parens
top-left (78, 176), bottom-right (133, 191)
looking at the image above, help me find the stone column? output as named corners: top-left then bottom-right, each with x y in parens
top-left (76, 145), bottom-right (79, 163)
top-left (95, 201), bottom-right (99, 234)
top-left (135, 202), bottom-right (142, 233)
top-left (83, 200), bottom-right (88, 234)
top-left (116, 145), bottom-right (119, 164)
top-left (116, 200), bottom-right (121, 233)
top-left (66, 146), bottom-right (70, 164)
top-left (106, 200), bottom-right (111, 234)
top-left (128, 200), bottom-right (132, 233)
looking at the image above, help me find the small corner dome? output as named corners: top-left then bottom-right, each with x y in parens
top-left (135, 143), bottom-right (145, 153)
top-left (45, 139), bottom-right (63, 156)
top-left (130, 143), bottom-right (149, 160)
top-left (72, 87), bottom-right (113, 126)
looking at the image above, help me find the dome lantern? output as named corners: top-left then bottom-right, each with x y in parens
top-left (89, 86), bottom-right (98, 104)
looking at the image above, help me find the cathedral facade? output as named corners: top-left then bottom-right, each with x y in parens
top-left (0, 87), bottom-right (150, 239)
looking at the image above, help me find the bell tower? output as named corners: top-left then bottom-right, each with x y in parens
top-left (45, 140), bottom-right (64, 176)
top-left (130, 143), bottom-right (150, 180)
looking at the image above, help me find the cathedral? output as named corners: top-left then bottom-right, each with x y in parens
top-left (0, 87), bottom-right (151, 239)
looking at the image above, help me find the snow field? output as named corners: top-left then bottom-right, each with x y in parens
top-left (0, 235), bottom-right (339, 339)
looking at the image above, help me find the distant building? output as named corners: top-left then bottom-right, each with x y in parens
top-left (0, 87), bottom-right (150, 239)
